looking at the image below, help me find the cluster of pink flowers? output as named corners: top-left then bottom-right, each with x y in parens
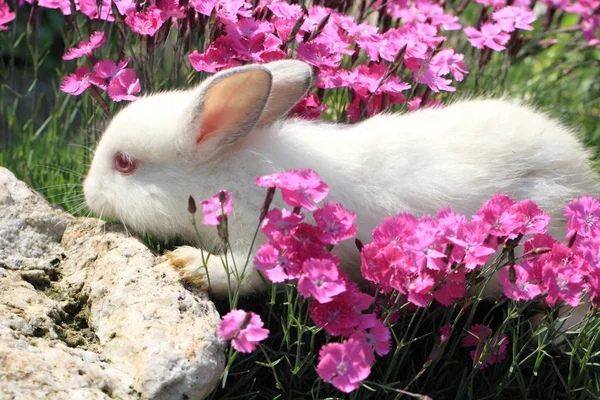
top-left (498, 196), bottom-right (600, 307)
top-left (6, 0), bottom-right (599, 114)
top-left (252, 169), bottom-right (391, 393)
top-left (202, 169), bottom-right (600, 389)
top-left (59, 32), bottom-right (140, 102)
top-left (186, 0), bottom-right (469, 120)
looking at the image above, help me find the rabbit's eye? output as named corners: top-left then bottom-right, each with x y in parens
top-left (113, 152), bottom-right (138, 175)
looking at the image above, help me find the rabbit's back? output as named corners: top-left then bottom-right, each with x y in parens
top-left (261, 99), bottom-right (598, 253)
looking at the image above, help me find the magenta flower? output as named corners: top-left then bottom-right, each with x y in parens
top-left (405, 221), bottom-right (447, 271)
top-left (564, 196), bottom-right (600, 241)
top-left (309, 283), bottom-right (372, 336)
top-left (473, 194), bottom-right (515, 236)
top-left (90, 58), bottom-right (130, 90)
top-left (199, 190), bottom-right (233, 226)
top-left (582, 15), bottom-right (600, 47)
top-left (464, 23), bottom-right (511, 52)
top-left (218, 309), bottom-right (269, 353)
top-left (0, 0), bottom-right (16, 31)
top-left (440, 324), bottom-right (452, 345)
top-left (355, 314), bottom-right (391, 357)
top-left (372, 213), bottom-right (418, 245)
top-left (79, 0), bottom-right (113, 20)
top-left (498, 263), bottom-right (542, 301)
top-left (431, 48), bottom-right (469, 82)
top-left (540, 243), bottom-right (585, 307)
top-left (125, 6), bottom-right (167, 36)
top-left (447, 221), bottom-right (497, 270)
top-left (462, 324), bottom-right (509, 369)
top-left (261, 208), bottom-right (304, 241)
top-left (256, 169), bottom-right (329, 211)
top-left (492, 6), bottom-right (537, 33)
top-left (254, 240), bottom-right (302, 282)
top-left (21, 0), bottom-right (72, 15)
top-left (297, 258), bottom-right (347, 303)
top-left (189, 37), bottom-right (242, 73)
top-left (60, 66), bottom-right (93, 96)
top-left (296, 42), bottom-right (343, 69)
top-left (499, 200), bottom-right (551, 238)
top-left (316, 338), bottom-right (371, 393)
top-left (288, 93), bottom-right (328, 120)
top-left (107, 69), bottom-right (141, 102)
top-left (158, 0), bottom-right (187, 19)
top-left (113, 0), bottom-right (136, 15)
top-left (313, 202), bottom-right (357, 245)
top-left (433, 269), bottom-right (466, 306)
top-left (62, 31), bottom-right (106, 60)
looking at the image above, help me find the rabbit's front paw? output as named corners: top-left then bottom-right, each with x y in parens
top-left (165, 246), bottom-right (211, 290)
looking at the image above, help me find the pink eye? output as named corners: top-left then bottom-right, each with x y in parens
top-left (113, 152), bottom-right (138, 175)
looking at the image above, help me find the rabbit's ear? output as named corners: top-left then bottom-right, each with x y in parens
top-left (257, 60), bottom-right (313, 125)
top-left (183, 64), bottom-right (272, 157)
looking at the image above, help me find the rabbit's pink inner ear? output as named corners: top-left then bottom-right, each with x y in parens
top-left (195, 69), bottom-right (272, 146)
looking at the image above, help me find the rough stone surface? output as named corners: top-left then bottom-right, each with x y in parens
top-left (0, 167), bottom-right (225, 399)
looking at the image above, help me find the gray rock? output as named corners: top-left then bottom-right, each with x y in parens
top-left (0, 167), bottom-right (225, 399)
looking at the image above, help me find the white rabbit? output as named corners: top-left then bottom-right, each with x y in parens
top-left (84, 60), bottom-right (598, 334)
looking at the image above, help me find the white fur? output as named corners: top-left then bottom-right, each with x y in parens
top-left (84, 61), bottom-right (598, 328)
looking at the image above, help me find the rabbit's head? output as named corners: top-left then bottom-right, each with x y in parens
top-left (84, 60), bottom-right (313, 239)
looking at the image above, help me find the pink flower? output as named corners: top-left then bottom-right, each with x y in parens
top-left (90, 58), bottom-right (130, 90)
top-left (462, 324), bottom-right (509, 369)
top-left (158, 0), bottom-right (187, 19)
top-left (433, 269), bottom-right (466, 306)
top-left (564, 196), bottom-right (600, 242)
top-left (113, 0), bottom-right (136, 15)
top-left (498, 200), bottom-right (551, 238)
top-left (218, 309), bottom-right (269, 353)
top-left (405, 221), bottom-right (447, 271)
top-left (464, 23), bottom-right (511, 51)
top-left (316, 338), bottom-right (371, 393)
top-left (60, 66), bottom-right (93, 96)
top-left (21, 0), bottom-right (72, 15)
top-left (473, 194), bottom-right (515, 236)
top-left (498, 263), bottom-right (542, 301)
top-left (62, 31), bottom-right (106, 60)
top-left (492, 6), bottom-right (537, 33)
top-left (296, 42), bottom-right (343, 69)
top-left (582, 15), bottom-right (600, 47)
top-left (298, 258), bottom-right (347, 303)
top-left (540, 243), bottom-right (585, 307)
top-left (78, 0), bottom-right (113, 20)
top-left (447, 221), bottom-right (497, 270)
top-left (188, 37), bottom-right (242, 73)
top-left (431, 48), bottom-right (469, 82)
top-left (107, 69), bottom-right (141, 102)
top-left (288, 93), bottom-right (328, 120)
top-left (254, 241), bottom-right (296, 283)
top-left (356, 314), bottom-right (391, 357)
top-left (313, 202), bottom-right (357, 245)
top-left (261, 208), bottom-right (304, 242)
top-left (372, 213), bottom-right (418, 244)
top-left (310, 283), bottom-right (372, 336)
top-left (255, 169), bottom-right (329, 211)
top-left (440, 324), bottom-right (452, 344)
top-left (0, 0), bottom-right (16, 31)
top-left (125, 6), bottom-right (167, 36)
top-left (199, 190), bottom-right (233, 226)
top-left (267, 2), bottom-right (303, 20)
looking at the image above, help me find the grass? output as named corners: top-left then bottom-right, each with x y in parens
top-left (1, 4), bottom-right (600, 400)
